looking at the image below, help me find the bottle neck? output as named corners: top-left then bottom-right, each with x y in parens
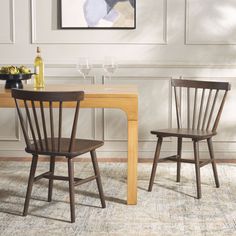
top-left (36, 47), bottom-right (41, 57)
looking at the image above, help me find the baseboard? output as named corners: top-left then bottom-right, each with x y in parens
top-left (0, 157), bottom-right (236, 163)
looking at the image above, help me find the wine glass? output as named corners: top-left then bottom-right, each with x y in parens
top-left (102, 57), bottom-right (117, 81)
top-left (76, 57), bottom-right (92, 79)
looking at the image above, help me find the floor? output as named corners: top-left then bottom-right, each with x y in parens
top-left (0, 161), bottom-right (236, 236)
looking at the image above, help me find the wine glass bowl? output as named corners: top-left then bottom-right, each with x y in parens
top-left (76, 57), bottom-right (92, 79)
top-left (102, 57), bottom-right (117, 81)
top-left (103, 64), bottom-right (117, 74)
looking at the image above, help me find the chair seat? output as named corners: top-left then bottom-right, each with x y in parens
top-left (26, 138), bottom-right (104, 158)
top-left (151, 128), bottom-right (217, 139)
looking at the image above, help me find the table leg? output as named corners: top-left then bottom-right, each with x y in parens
top-left (127, 120), bottom-right (138, 205)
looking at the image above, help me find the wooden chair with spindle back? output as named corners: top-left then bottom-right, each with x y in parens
top-left (148, 78), bottom-right (231, 198)
top-left (11, 89), bottom-right (106, 223)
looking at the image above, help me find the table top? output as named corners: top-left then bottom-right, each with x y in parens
top-left (0, 84), bottom-right (138, 120)
top-left (0, 84), bottom-right (138, 98)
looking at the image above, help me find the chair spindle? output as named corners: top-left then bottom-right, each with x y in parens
top-left (197, 89), bottom-right (205, 130)
top-left (201, 89), bottom-right (212, 130)
top-left (192, 88), bottom-right (198, 130)
top-left (31, 101), bottom-right (43, 150)
top-left (58, 101), bottom-right (63, 152)
top-left (187, 87), bottom-right (190, 129)
top-left (49, 101), bottom-right (55, 152)
top-left (14, 99), bottom-right (31, 148)
top-left (212, 90), bottom-right (228, 132)
top-left (174, 86), bottom-right (181, 128)
top-left (40, 101), bottom-right (49, 151)
top-left (69, 101), bottom-right (80, 152)
top-left (206, 90), bottom-right (219, 131)
top-left (24, 100), bottom-right (38, 151)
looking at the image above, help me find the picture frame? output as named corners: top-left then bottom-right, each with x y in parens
top-left (60, 0), bottom-right (136, 29)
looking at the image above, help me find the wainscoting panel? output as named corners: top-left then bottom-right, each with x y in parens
top-left (0, 108), bottom-right (19, 141)
top-left (103, 76), bottom-right (171, 142)
top-left (0, 0), bottom-right (15, 44)
top-left (185, 0), bottom-right (236, 44)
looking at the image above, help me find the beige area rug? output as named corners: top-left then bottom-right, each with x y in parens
top-left (0, 161), bottom-right (236, 236)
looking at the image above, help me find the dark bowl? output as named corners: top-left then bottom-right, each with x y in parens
top-left (0, 73), bottom-right (34, 89)
top-left (0, 73), bottom-right (34, 81)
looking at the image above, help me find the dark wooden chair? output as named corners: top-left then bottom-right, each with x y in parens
top-left (11, 89), bottom-right (106, 223)
top-left (148, 78), bottom-right (231, 198)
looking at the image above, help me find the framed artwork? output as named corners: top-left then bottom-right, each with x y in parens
top-left (60, 0), bottom-right (136, 29)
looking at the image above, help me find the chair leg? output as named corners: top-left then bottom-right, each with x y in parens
top-left (90, 150), bottom-right (106, 208)
top-left (68, 158), bottom-right (75, 223)
top-left (148, 137), bottom-right (163, 192)
top-left (48, 155), bottom-right (56, 202)
top-left (176, 137), bottom-right (182, 182)
top-left (207, 138), bottom-right (220, 188)
top-left (193, 141), bottom-right (201, 199)
top-left (23, 154), bottom-right (38, 216)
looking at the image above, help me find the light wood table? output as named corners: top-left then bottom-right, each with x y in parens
top-left (0, 84), bottom-right (138, 205)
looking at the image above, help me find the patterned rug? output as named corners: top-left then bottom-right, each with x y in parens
top-left (0, 161), bottom-right (236, 236)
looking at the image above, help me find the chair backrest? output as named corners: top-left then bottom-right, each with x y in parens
top-left (171, 78), bottom-right (230, 132)
top-left (11, 89), bottom-right (84, 154)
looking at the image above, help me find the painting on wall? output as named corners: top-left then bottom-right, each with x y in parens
top-left (60, 0), bottom-right (136, 29)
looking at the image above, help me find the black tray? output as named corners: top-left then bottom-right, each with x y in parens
top-left (0, 73), bottom-right (34, 89)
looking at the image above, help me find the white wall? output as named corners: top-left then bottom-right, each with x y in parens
top-left (1, 0), bottom-right (236, 159)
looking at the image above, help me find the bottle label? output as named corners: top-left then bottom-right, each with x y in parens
top-left (34, 66), bottom-right (39, 75)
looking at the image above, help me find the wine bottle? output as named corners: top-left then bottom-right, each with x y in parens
top-left (34, 47), bottom-right (45, 88)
